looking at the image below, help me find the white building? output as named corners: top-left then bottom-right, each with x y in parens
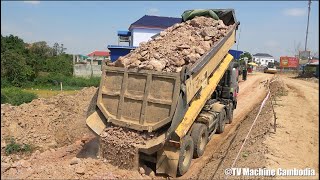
top-left (252, 53), bottom-right (275, 66)
top-left (128, 15), bottom-right (182, 47)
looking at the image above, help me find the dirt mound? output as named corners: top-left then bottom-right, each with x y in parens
top-left (110, 16), bottom-right (232, 72)
top-left (1, 87), bottom-right (98, 151)
top-left (1, 138), bottom-right (146, 179)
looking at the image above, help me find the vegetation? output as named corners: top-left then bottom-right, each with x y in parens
top-left (1, 35), bottom-right (74, 87)
top-left (4, 137), bottom-right (33, 155)
top-left (1, 34), bottom-right (100, 105)
top-left (1, 87), bottom-right (38, 105)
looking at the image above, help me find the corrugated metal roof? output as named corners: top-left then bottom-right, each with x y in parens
top-left (129, 15), bottom-right (182, 30)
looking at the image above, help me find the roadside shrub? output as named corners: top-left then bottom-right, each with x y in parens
top-left (1, 87), bottom-right (38, 105)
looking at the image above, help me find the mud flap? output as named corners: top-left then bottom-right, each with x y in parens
top-left (156, 145), bottom-right (179, 177)
top-left (86, 111), bottom-right (107, 136)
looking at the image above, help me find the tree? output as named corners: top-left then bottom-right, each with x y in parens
top-left (52, 43), bottom-right (67, 56)
top-left (1, 51), bottom-right (34, 86)
top-left (29, 41), bottom-right (53, 58)
top-left (60, 43), bottom-right (67, 54)
top-left (240, 52), bottom-right (252, 61)
top-left (1, 34), bottom-right (72, 87)
top-left (1, 34), bottom-right (27, 54)
top-left (52, 43), bottom-right (59, 56)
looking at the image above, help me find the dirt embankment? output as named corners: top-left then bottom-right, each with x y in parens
top-left (1, 87), bottom-right (98, 152)
top-left (111, 16), bottom-right (232, 72)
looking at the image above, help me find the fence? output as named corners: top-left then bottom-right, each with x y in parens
top-left (73, 64), bottom-right (102, 77)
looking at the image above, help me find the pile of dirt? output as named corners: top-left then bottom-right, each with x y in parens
top-left (1, 87), bottom-right (98, 152)
top-left (269, 76), bottom-right (288, 97)
top-left (1, 138), bottom-right (146, 179)
top-left (110, 16), bottom-right (232, 72)
top-left (100, 125), bottom-right (156, 170)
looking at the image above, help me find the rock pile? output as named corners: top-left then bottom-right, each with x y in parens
top-left (110, 16), bottom-right (232, 72)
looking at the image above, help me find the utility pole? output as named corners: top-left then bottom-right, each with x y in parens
top-left (237, 27), bottom-right (241, 51)
top-left (304, 0), bottom-right (311, 51)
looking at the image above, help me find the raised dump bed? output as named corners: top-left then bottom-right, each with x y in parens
top-left (94, 9), bottom-right (239, 132)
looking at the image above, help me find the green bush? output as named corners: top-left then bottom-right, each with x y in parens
top-left (1, 87), bottom-right (38, 105)
top-left (4, 137), bottom-right (33, 155)
top-left (1, 78), bottom-right (12, 88)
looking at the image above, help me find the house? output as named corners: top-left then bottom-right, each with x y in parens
top-left (128, 15), bottom-right (182, 46)
top-left (252, 53), bottom-right (275, 66)
top-left (87, 51), bottom-right (110, 65)
top-left (108, 15), bottom-right (182, 61)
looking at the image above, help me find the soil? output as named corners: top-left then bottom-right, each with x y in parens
top-left (110, 16), bottom-right (232, 72)
top-left (1, 87), bottom-right (98, 152)
top-left (264, 74), bottom-right (319, 179)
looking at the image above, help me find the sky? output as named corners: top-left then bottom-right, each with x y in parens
top-left (1, 1), bottom-right (319, 60)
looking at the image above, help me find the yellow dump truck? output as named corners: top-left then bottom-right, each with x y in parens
top-left (87, 9), bottom-right (240, 177)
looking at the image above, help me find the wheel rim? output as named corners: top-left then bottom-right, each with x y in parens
top-left (182, 143), bottom-right (191, 167)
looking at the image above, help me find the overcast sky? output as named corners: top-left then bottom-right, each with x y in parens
top-left (1, 1), bottom-right (319, 59)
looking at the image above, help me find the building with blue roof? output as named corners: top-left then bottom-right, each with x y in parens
top-left (109, 15), bottom-right (182, 61)
top-left (129, 15), bottom-right (181, 47)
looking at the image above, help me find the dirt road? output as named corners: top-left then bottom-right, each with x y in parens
top-left (264, 75), bottom-right (319, 179)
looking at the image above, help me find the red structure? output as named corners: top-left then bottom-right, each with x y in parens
top-left (280, 56), bottom-right (299, 68)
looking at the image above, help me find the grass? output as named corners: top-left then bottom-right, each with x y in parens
top-left (1, 87), bottom-right (38, 105)
top-left (23, 88), bottom-right (79, 98)
top-left (1, 74), bottom-right (100, 104)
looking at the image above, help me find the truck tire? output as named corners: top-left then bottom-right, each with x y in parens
top-left (226, 103), bottom-right (234, 124)
top-left (191, 123), bottom-right (208, 158)
top-left (216, 109), bottom-right (226, 134)
top-left (178, 136), bottom-right (194, 176)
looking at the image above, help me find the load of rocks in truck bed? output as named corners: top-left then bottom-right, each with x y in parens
top-left (109, 16), bottom-right (232, 72)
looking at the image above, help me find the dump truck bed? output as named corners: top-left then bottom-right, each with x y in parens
top-left (96, 27), bottom-right (238, 132)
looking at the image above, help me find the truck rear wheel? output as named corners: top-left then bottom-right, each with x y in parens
top-left (191, 123), bottom-right (208, 158)
top-left (178, 136), bottom-right (194, 176)
top-left (216, 109), bottom-right (226, 134)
